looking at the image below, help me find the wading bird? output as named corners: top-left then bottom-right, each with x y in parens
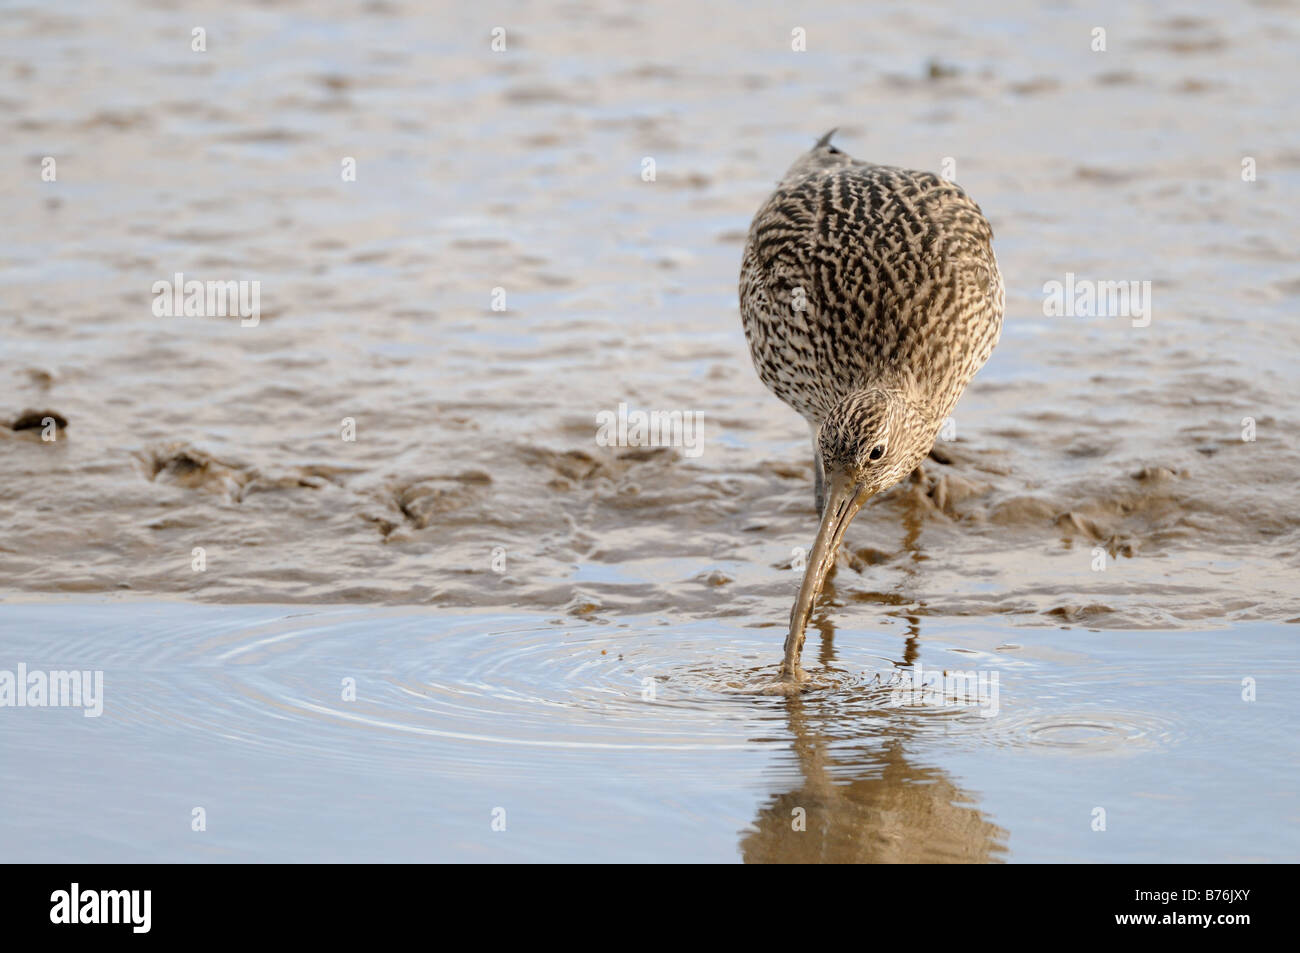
top-left (739, 130), bottom-right (1003, 685)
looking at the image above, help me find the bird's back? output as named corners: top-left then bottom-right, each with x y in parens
top-left (740, 157), bottom-right (1004, 425)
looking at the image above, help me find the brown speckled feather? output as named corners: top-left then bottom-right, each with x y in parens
top-left (740, 150), bottom-right (1003, 431)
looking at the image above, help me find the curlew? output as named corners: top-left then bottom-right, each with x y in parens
top-left (739, 130), bottom-right (1004, 685)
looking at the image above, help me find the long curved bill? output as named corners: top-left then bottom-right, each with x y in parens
top-left (780, 470), bottom-right (867, 681)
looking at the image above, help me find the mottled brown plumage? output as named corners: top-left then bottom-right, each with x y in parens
top-left (739, 131), bottom-right (1004, 685)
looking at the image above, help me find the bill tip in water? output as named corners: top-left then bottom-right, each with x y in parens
top-left (760, 671), bottom-right (809, 696)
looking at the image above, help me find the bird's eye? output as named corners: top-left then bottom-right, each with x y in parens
top-left (868, 445), bottom-right (885, 462)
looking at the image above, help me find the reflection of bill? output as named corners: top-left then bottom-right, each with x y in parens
top-left (740, 630), bottom-right (1007, 863)
top-left (885, 663), bottom-right (1000, 718)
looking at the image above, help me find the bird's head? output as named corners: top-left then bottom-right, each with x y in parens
top-left (781, 128), bottom-right (856, 182)
top-left (817, 387), bottom-right (933, 499)
top-left (784, 387), bottom-right (936, 663)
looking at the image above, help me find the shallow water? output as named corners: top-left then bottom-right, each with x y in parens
top-left (0, 601), bottom-right (1294, 862)
top-left (2, 1), bottom-right (1299, 861)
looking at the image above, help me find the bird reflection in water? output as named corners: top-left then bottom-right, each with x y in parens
top-left (740, 615), bottom-right (1007, 863)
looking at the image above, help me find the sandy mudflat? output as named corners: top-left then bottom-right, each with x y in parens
top-left (3, 2), bottom-right (1298, 628)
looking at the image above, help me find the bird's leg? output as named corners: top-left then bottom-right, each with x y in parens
top-left (809, 420), bottom-right (825, 516)
top-left (814, 452), bottom-right (826, 516)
